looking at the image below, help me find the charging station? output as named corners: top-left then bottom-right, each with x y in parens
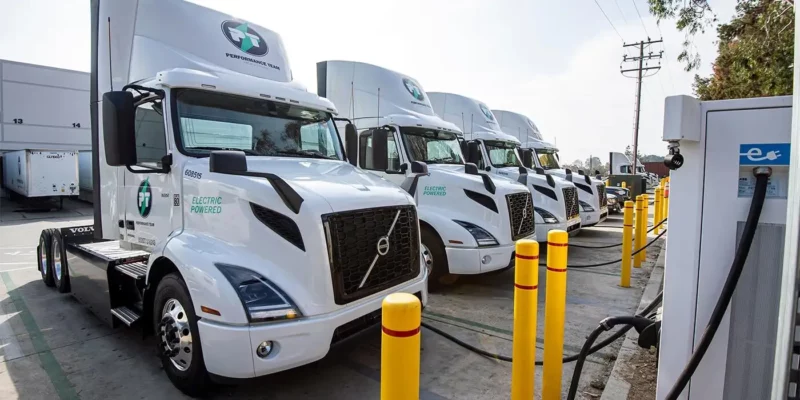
top-left (657, 95), bottom-right (792, 399)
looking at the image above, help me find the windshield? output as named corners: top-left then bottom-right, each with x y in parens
top-left (484, 140), bottom-right (520, 168)
top-left (175, 89), bottom-right (343, 160)
top-left (400, 127), bottom-right (464, 164)
top-left (535, 148), bottom-right (561, 170)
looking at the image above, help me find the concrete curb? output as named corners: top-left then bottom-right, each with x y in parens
top-left (600, 243), bottom-right (665, 400)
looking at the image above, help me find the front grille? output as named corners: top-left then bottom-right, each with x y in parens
top-left (324, 205), bottom-right (419, 305)
top-left (596, 184), bottom-right (608, 207)
top-left (506, 192), bottom-right (535, 240)
top-left (562, 187), bottom-right (580, 219)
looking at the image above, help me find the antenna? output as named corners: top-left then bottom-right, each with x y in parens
top-left (107, 17), bottom-right (113, 91)
top-left (470, 114), bottom-right (474, 135)
top-left (461, 112), bottom-right (465, 133)
top-left (350, 82), bottom-right (355, 121)
top-left (376, 88), bottom-right (380, 128)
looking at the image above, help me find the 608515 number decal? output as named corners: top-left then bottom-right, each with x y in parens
top-left (184, 170), bottom-right (202, 179)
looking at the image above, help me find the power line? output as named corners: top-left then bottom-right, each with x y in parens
top-left (592, 0), bottom-right (625, 42)
top-left (654, 23), bottom-right (677, 93)
top-left (612, 0), bottom-right (630, 25)
top-left (630, 0), bottom-right (651, 38)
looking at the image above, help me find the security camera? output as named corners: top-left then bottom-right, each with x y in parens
top-left (664, 153), bottom-right (684, 170)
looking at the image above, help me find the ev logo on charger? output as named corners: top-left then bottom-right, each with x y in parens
top-left (739, 143), bottom-right (791, 166)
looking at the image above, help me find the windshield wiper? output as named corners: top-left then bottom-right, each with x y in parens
top-left (274, 149), bottom-right (337, 160)
top-left (189, 146), bottom-right (260, 156)
top-left (426, 157), bottom-right (461, 165)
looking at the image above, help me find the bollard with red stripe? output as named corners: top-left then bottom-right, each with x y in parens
top-left (543, 230), bottom-right (569, 400)
top-left (381, 292), bottom-right (421, 400)
top-left (621, 201), bottom-right (634, 287)
top-left (511, 240), bottom-right (539, 400)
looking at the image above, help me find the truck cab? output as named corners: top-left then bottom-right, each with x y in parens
top-left (428, 92), bottom-right (581, 240)
top-left (317, 61), bottom-right (535, 288)
top-left (491, 110), bottom-right (608, 227)
top-left (35, 1), bottom-right (426, 395)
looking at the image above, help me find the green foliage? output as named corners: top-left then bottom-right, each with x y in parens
top-left (693, 0), bottom-right (794, 100)
top-left (647, 0), bottom-right (717, 70)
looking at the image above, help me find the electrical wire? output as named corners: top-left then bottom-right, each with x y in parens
top-left (421, 292), bottom-right (663, 365)
top-left (663, 170), bottom-right (770, 399)
top-left (566, 316), bottom-right (655, 400)
top-left (591, 0), bottom-right (625, 42)
top-left (630, 0), bottom-right (650, 38)
top-left (569, 218), bottom-right (667, 249)
top-left (539, 229), bottom-right (666, 269)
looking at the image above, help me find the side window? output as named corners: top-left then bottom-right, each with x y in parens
top-left (134, 101), bottom-right (168, 166)
top-left (358, 131), bottom-right (401, 171)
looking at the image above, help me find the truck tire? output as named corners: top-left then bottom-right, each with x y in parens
top-left (37, 229), bottom-right (55, 287)
top-left (422, 226), bottom-right (457, 291)
top-left (153, 273), bottom-right (210, 397)
top-left (51, 230), bottom-right (70, 293)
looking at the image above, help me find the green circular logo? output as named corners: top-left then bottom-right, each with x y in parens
top-left (137, 178), bottom-right (152, 218)
top-left (479, 103), bottom-right (495, 121)
top-left (403, 78), bottom-right (425, 101)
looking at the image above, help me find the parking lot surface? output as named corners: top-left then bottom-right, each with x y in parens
top-left (0, 198), bottom-right (661, 399)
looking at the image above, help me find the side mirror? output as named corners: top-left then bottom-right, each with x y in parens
top-left (521, 149), bottom-right (534, 169)
top-left (465, 163), bottom-right (479, 175)
top-left (371, 128), bottom-right (389, 171)
top-left (410, 161), bottom-right (428, 174)
top-left (345, 124), bottom-right (358, 167)
top-left (209, 151), bottom-right (247, 174)
top-left (102, 91), bottom-right (137, 166)
top-left (534, 167), bottom-right (545, 175)
top-left (466, 141), bottom-right (481, 164)
top-left (594, 170), bottom-right (600, 175)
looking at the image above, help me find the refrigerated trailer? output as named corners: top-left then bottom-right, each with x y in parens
top-left (2, 149), bottom-right (79, 198)
top-left (35, 1), bottom-right (427, 395)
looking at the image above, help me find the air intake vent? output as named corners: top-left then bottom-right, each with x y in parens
top-left (250, 203), bottom-right (305, 251)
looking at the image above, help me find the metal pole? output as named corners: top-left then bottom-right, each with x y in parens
top-left (770, 7), bottom-right (800, 398)
top-left (632, 41), bottom-right (644, 175)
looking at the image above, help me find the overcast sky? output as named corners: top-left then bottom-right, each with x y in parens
top-left (0, 0), bottom-right (737, 163)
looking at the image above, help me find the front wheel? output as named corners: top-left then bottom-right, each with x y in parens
top-left (153, 273), bottom-right (210, 397)
top-left (421, 227), bottom-right (457, 291)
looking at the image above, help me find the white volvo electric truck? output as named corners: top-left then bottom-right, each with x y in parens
top-left (427, 93), bottom-right (581, 240)
top-left (317, 61), bottom-right (535, 287)
top-left (493, 109), bottom-right (608, 227)
top-left (35, 1), bottom-right (427, 395)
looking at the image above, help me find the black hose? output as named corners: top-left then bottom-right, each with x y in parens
top-left (421, 292), bottom-right (664, 365)
top-left (569, 218), bottom-right (667, 249)
top-left (539, 229), bottom-right (666, 269)
top-left (663, 170), bottom-right (770, 400)
top-left (566, 316), bottom-right (654, 400)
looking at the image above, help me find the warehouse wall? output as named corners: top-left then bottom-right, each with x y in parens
top-left (0, 59), bottom-right (90, 151)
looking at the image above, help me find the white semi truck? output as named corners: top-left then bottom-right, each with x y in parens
top-left (35, 1), bottom-right (427, 395)
top-left (317, 61), bottom-right (535, 287)
top-left (427, 93), bottom-right (581, 240)
top-left (610, 151), bottom-right (658, 186)
top-left (493, 109), bottom-right (608, 227)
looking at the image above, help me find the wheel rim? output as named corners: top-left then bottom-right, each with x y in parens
top-left (159, 298), bottom-right (193, 372)
top-left (422, 244), bottom-right (433, 275)
top-left (52, 237), bottom-right (62, 280)
top-left (39, 238), bottom-right (47, 278)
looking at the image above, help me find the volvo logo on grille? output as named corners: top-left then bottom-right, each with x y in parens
top-left (377, 236), bottom-right (390, 256)
top-left (358, 210), bottom-right (403, 289)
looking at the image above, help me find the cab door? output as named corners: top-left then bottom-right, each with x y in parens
top-left (358, 128), bottom-right (407, 186)
top-left (121, 98), bottom-right (180, 249)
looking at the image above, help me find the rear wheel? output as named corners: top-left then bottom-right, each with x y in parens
top-left (153, 273), bottom-right (210, 396)
top-left (37, 229), bottom-right (55, 287)
top-left (51, 231), bottom-right (70, 293)
top-left (422, 227), bottom-right (457, 291)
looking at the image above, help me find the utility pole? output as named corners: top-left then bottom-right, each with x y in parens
top-left (621, 39), bottom-right (662, 174)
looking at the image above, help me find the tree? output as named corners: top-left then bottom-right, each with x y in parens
top-left (641, 154), bottom-right (665, 162)
top-left (563, 159), bottom-right (585, 172)
top-left (585, 156), bottom-right (609, 175)
top-left (647, 0), bottom-right (793, 72)
top-left (624, 145), bottom-right (644, 161)
top-left (694, 0), bottom-right (794, 100)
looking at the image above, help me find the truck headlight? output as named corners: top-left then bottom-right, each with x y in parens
top-left (216, 264), bottom-right (302, 323)
top-left (534, 207), bottom-right (558, 224)
top-left (453, 220), bottom-right (499, 247)
top-left (608, 196), bottom-right (618, 205)
top-left (579, 200), bottom-right (595, 212)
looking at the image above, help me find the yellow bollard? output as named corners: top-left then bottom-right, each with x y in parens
top-left (543, 230), bottom-right (568, 400)
top-left (621, 201), bottom-right (634, 287)
top-left (381, 293), bottom-right (421, 400)
top-left (654, 187), bottom-right (662, 235)
top-left (642, 194), bottom-right (649, 261)
top-left (634, 195), bottom-right (644, 268)
top-left (621, 181), bottom-right (627, 189)
top-left (511, 240), bottom-right (539, 400)
top-left (663, 182), bottom-right (669, 222)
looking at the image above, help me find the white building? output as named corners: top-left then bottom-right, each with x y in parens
top-left (1, 59), bottom-right (90, 151)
